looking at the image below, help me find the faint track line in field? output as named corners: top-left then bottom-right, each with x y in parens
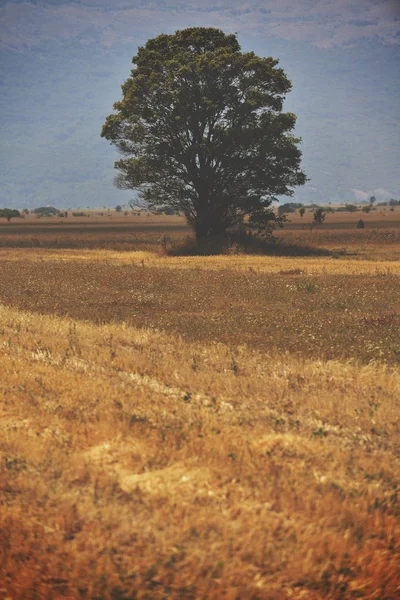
top-left (1, 338), bottom-right (384, 447)
top-left (0, 339), bottom-right (234, 413)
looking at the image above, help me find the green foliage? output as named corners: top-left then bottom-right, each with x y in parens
top-left (115, 205), bottom-right (123, 212)
top-left (102, 27), bottom-right (306, 240)
top-left (299, 207), bottom-right (306, 217)
top-left (336, 204), bottom-right (358, 212)
top-left (278, 202), bottom-right (302, 215)
top-left (0, 208), bottom-right (22, 222)
top-left (72, 211), bottom-right (87, 217)
top-left (247, 209), bottom-right (287, 238)
top-left (362, 205), bottom-right (371, 213)
top-left (310, 207), bottom-right (326, 231)
top-left (33, 206), bottom-right (60, 217)
top-left (357, 219), bottom-right (365, 229)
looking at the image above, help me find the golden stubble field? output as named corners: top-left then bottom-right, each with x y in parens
top-left (0, 210), bottom-right (399, 599)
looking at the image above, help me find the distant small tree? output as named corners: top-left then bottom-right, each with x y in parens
top-left (310, 207), bottom-right (325, 231)
top-left (362, 205), bottom-right (371, 213)
top-left (0, 208), bottom-right (21, 222)
top-left (115, 205), bottom-right (123, 212)
top-left (299, 206), bottom-right (305, 217)
top-left (22, 208), bottom-right (30, 215)
top-left (369, 196), bottom-right (376, 205)
top-left (389, 199), bottom-right (399, 206)
top-left (357, 219), bottom-right (365, 229)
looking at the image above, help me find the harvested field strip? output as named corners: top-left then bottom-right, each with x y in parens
top-left (1, 304), bottom-right (400, 599)
top-left (1, 252), bottom-right (399, 364)
top-left (1, 247), bottom-right (400, 275)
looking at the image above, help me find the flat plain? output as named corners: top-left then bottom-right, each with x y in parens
top-left (0, 208), bottom-right (399, 599)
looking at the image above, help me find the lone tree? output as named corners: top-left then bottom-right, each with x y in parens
top-left (102, 28), bottom-right (306, 240)
top-left (310, 207), bottom-right (326, 231)
top-left (0, 208), bottom-right (21, 222)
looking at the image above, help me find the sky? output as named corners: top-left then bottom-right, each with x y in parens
top-left (0, 0), bottom-right (399, 209)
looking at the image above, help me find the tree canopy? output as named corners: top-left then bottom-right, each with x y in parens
top-left (0, 208), bottom-right (21, 222)
top-left (102, 27), bottom-right (306, 239)
top-left (33, 206), bottom-right (60, 217)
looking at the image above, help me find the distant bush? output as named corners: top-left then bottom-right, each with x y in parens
top-left (336, 204), bottom-right (358, 212)
top-left (357, 219), bottom-right (365, 229)
top-left (72, 212), bottom-right (87, 217)
top-left (278, 202), bottom-right (302, 215)
top-left (151, 207), bottom-right (180, 215)
top-left (331, 249), bottom-right (346, 259)
top-left (33, 206), bottom-right (60, 217)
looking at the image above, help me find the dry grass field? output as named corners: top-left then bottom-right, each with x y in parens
top-left (0, 208), bottom-right (399, 599)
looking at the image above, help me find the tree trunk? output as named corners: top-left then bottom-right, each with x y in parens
top-left (194, 197), bottom-right (228, 240)
top-left (194, 219), bottom-right (210, 240)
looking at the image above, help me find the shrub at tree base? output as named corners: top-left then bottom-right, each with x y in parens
top-left (102, 27), bottom-right (306, 242)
